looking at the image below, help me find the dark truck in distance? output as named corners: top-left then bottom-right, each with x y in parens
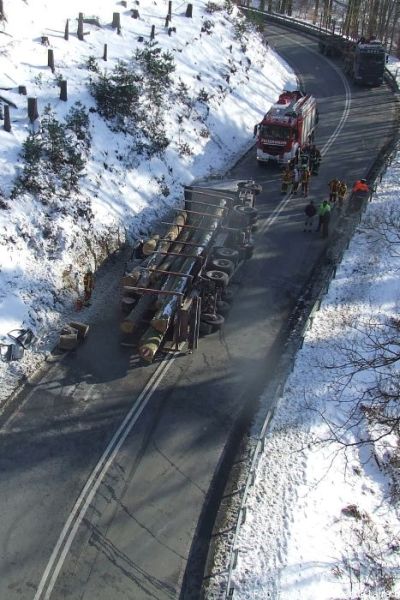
top-left (319, 34), bottom-right (386, 86)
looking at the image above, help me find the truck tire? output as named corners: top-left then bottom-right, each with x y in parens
top-left (208, 258), bottom-right (235, 277)
top-left (205, 270), bottom-right (229, 288)
top-left (213, 247), bottom-right (239, 264)
top-left (221, 288), bottom-right (235, 303)
top-left (233, 205), bottom-right (258, 225)
top-left (201, 313), bottom-right (225, 331)
top-left (199, 321), bottom-right (213, 336)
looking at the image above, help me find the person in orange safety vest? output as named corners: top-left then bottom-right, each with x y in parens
top-left (352, 178), bottom-right (369, 193)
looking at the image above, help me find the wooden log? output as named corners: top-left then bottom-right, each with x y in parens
top-left (27, 97), bottom-right (38, 122)
top-left (68, 321), bottom-right (89, 339)
top-left (138, 326), bottom-right (164, 362)
top-left (77, 13), bottom-right (84, 40)
top-left (60, 80), bottom-right (67, 101)
top-left (59, 331), bottom-right (78, 350)
top-left (112, 12), bottom-right (121, 28)
top-left (120, 293), bottom-right (156, 334)
top-left (4, 104), bottom-right (11, 132)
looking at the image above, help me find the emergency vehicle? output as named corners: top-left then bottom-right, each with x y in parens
top-left (255, 90), bottom-right (318, 164)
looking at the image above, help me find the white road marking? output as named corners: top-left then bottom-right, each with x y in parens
top-left (33, 353), bottom-right (177, 600)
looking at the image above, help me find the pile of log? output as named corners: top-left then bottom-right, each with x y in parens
top-left (120, 200), bottom-right (225, 362)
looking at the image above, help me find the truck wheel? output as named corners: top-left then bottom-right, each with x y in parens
top-left (213, 247), bottom-right (239, 264)
top-left (205, 270), bottom-right (229, 288)
top-left (199, 321), bottom-right (213, 336)
top-left (233, 205), bottom-right (258, 225)
top-left (201, 313), bottom-right (225, 331)
top-left (209, 258), bottom-right (235, 277)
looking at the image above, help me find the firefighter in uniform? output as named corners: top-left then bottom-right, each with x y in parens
top-left (328, 178), bottom-right (340, 203)
top-left (281, 165), bottom-right (293, 194)
top-left (301, 166), bottom-right (311, 197)
top-left (338, 180), bottom-right (347, 209)
top-left (83, 270), bottom-right (94, 304)
top-left (309, 145), bottom-right (321, 175)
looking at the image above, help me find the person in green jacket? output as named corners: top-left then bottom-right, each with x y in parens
top-left (316, 200), bottom-right (331, 236)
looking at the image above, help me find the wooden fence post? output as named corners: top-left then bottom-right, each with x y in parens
top-left (27, 97), bottom-right (39, 123)
top-left (150, 24), bottom-right (155, 39)
top-left (185, 3), bottom-right (193, 17)
top-left (4, 105), bottom-right (11, 132)
top-left (64, 19), bottom-right (69, 40)
top-left (112, 12), bottom-right (121, 28)
top-left (77, 13), bottom-right (84, 41)
top-left (48, 48), bottom-right (55, 72)
top-left (103, 43), bottom-right (108, 61)
top-left (60, 80), bottom-right (68, 101)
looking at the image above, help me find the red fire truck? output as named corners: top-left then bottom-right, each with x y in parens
top-left (255, 90), bottom-right (318, 164)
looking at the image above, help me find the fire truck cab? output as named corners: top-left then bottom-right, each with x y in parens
top-left (255, 90), bottom-right (318, 164)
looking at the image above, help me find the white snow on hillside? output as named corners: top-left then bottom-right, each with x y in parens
top-left (0, 0), bottom-right (296, 400)
top-left (228, 162), bottom-right (400, 598)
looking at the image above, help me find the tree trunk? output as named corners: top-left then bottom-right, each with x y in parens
top-left (64, 19), bottom-right (69, 40)
top-left (4, 104), bottom-right (11, 132)
top-left (77, 13), bottom-right (84, 41)
top-left (60, 80), bottom-right (67, 101)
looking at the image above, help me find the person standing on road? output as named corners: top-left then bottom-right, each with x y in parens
top-left (317, 199), bottom-right (331, 233)
top-left (304, 200), bottom-right (317, 232)
top-left (328, 178), bottom-right (340, 203)
top-left (338, 180), bottom-right (347, 210)
top-left (292, 166), bottom-right (300, 195)
top-left (301, 166), bottom-right (311, 197)
top-left (281, 165), bottom-right (293, 194)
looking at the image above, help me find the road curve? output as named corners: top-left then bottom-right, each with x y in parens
top-left (0, 22), bottom-right (396, 600)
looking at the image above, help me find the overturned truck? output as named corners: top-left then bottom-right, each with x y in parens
top-left (120, 180), bottom-right (260, 363)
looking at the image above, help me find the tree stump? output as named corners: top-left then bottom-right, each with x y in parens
top-left (150, 24), bottom-right (155, 39)
top-left (64, 19), bottom-right (69, 40)
top-left (27, 97), bottom-right (39, 123)
top-left (18, 85), bottom-right (27, 95)
top-left (121, 0), bottom-right (127, 6)
top-left (103, 43), bottom-right (108, 61)
top-left (4, 105), bottom-right (11, 132)
top-left (77, 13), bottom-right (84, 41)
top-left (138, 35), bottom-right (144, 42)
top-left (131, 8), bottom-right (140, 18)
top-left (112, 12), bottom-right (121, 28)
top-left (60, 80), bottom-right (67, 101)
top-left (185, 3), bottom-right (193, 17)
top-left (47, 48), bottom-right (55, 72)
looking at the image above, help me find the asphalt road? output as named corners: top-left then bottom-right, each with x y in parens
top-left (0, 23), bottom-right (397, 600)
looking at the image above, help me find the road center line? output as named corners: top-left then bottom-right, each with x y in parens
top-left (34, 353), bottom-right (177, 600)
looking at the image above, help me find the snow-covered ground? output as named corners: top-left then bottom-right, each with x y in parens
top-left (1, 2), bottom-right (400, 598)
top-left (227, 151), bottom-right (400, 597)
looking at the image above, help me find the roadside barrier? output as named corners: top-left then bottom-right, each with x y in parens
top-left (220, 17), bottom-right (400, 597)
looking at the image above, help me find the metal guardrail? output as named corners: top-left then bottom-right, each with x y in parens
top-left (239, 6), bottom-right (399, 93)
top-left (220, 11), bottom-right (400, 599)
